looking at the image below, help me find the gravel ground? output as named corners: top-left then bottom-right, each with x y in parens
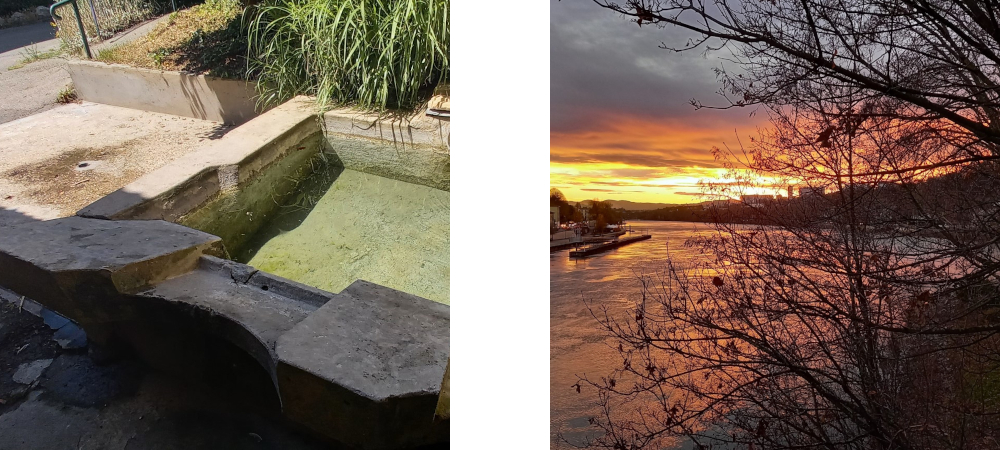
top-left (0, 102), bottom-right (231, 225)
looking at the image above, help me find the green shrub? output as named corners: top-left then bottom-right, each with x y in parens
top-left (247, 0), bottom-right (449, 111)
top-left (52, 0), bottom-right (203, 51)
top-left (53, 0), bottom-right (157, 47)
top-left (56, 84), bottom-right (77, 103)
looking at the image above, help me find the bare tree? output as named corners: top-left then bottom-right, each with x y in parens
top-left (576, 1), bottom-right (1000, 449)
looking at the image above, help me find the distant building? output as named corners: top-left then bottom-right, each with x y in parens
top-left (550, 207), bottom-right (560, 232)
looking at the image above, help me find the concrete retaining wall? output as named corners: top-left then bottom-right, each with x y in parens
top-left (324, 109), bottom-right (450, 191)
top-left (67, 60), bottom-right (262, 125)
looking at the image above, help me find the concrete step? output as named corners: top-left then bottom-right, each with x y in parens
top-left (276, 280), bottom-right (449, 450)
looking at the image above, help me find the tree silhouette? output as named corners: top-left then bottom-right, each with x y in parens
top-left (578, 1), bottom-right (1000, 449)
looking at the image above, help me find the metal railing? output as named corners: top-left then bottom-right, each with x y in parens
top-left (50, 0), bottom-right (92, 59)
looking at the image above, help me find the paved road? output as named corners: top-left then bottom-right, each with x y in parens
top-left (0, 21), bottom-right (57, 55)
top-left (0, 22), bottom-right (68, 125)
top-left (0, 16), bottom-right (169, 125)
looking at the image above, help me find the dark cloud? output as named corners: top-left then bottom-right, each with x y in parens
top-left (550, 151), bottom-right (724, 168)
top-left (550, 0), bottom-right (751, 135)
top-left (606, 167), bottom-right (665, 178)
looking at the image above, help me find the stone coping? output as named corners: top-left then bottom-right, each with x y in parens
top-left (77, 96), bottom-right (321, 222)
top-left (323, 108), bottom-right (450, 191)
top-left (324, 107), bottom-right (450, 149)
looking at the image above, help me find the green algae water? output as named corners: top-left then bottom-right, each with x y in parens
top-left (235, 165), bottom-right (450, 305)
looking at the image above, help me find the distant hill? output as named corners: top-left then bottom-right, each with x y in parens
top-left (573, 199), bottom-right (679, 211)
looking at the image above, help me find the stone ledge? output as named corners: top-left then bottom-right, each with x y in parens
top-left (277, 280), bottom-right (450, 449)
top-left (0, 218), bottom-right (449, 448)
top-left (77, 96), bottom-right (321, 222)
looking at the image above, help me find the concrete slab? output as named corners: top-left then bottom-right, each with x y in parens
top-left (12, 359), bottom-right (52, 384)
top-left (0, 58), bottom-right (70, 125)
top-left (140, 257), bottom-right (321, 375)
top-left (0, 217), bottom-right (223, 323)
top-left (276, 280), bottom-right (449, 449)
top-left (0, 102), bottom-right (230, 225)
top-left (0, 214), bottom-right (449, 448)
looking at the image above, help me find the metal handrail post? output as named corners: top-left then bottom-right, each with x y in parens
top-left (85, 0), bottom-right (101, 39)
top-left (50, 0), bottom-right (92, 59)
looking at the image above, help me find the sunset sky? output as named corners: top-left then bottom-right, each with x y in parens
top-left (550, 0), bottom-right (766, 205)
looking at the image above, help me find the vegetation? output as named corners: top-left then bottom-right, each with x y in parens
top-left (247, 0), bottom-right (449, 111)
top-left (94, 0), bottom-right (245, 78)
top-left (53, 0), bottom-right (156, 48)
top-left (551, 188), bottom-right (624, 233)
top-left (550, 188), bottom-right (578, 224)
top-left (6, 45), bottom-right (62, 70)
top-left (55, 84), bottom-right (77, 103)
top-left (579, 1), bottom-right (1000, 449)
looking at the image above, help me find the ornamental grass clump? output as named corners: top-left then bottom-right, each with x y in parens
top-left (247, 0), bottom-right (449, 111)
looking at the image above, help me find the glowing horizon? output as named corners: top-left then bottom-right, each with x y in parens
top-left (551, 113), bottom-right (775, 205)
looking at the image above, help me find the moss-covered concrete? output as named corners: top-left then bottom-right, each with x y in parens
top-left (176, 132), bottom-right (329, 257)
top-left (323, 109), bottom-right (450, 191)
top-left (243, 169), bottom-right (450, 304)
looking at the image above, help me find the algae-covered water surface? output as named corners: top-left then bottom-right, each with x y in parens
top-left (234, 165), bottom-right (450, 305)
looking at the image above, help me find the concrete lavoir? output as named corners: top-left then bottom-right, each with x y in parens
top-left (0, 216), bottom-right (449, 449)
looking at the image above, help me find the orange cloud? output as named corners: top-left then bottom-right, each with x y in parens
top-left (551, 112), bottom-right (769, 204)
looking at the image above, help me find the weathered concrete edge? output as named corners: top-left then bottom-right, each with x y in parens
top-left (201, 255), bottom-right (334, 309)
top-left (323, 109), bottom-right (450, 191)
top-left (0, 217), bottom-right (448, 449)
top-left (66, 59), bottom-right (263, 125)
top-left (77, 96), bottom-right (321, 221)
top-left (323, 108), bottom-right (450, 149)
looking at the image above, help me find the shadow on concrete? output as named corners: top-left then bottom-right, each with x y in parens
top-left (0, 206), bottom-right (42, 227)
top-left (0, 206), bottom-right (335, 449)
top-left (196, 121), bottom-right (232, 140)
top-left (0, 22), bottom-right (56, 55)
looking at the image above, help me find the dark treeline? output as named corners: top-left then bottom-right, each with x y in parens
top-left (620, 162), bottom-right (1000, 231)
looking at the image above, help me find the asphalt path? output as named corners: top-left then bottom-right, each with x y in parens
top-left (0, 22), bottom-right (67, 125)
top-left (0, 21), bottom-right (57, 55)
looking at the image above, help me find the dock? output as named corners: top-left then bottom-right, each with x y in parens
top-left (551, 231), bottom-right (626, 252)
top-left (569, 234), bottom-right (652, 258)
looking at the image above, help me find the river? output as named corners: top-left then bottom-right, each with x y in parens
top-left (550, 220), bottom-right (718, 449)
